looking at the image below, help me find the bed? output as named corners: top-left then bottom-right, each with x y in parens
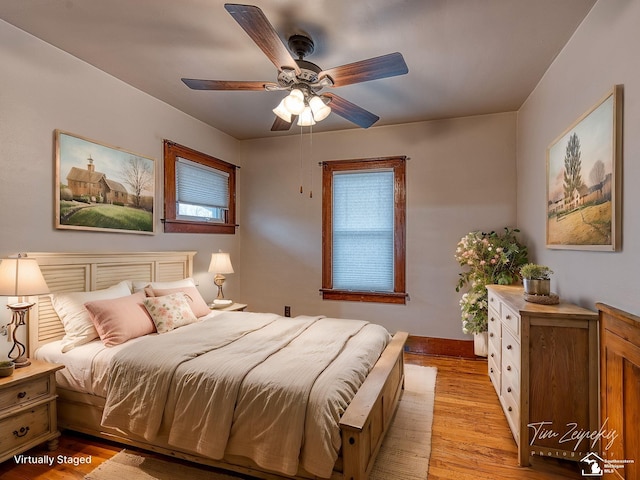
top-left (27, 251), bottom-right (408, 480)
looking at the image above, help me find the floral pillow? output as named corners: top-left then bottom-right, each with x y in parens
top-left (143, 293), bottom-right (198, 334)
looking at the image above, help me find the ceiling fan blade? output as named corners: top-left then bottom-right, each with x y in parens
top-left (319, 52), bottom-right (408, 87)
top-left (224, 4), bottom-right (300, 75)
top-left (271, 115), bottom-right (297, 131)
top-left (182, 78), bottom-right (277, 91)
top-left (323, 93), bottom-right (379, 128)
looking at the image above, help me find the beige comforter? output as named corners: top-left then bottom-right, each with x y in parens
top-left (101, 312), bottom-right (390, 478)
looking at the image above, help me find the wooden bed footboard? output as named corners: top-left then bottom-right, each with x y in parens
top-left (340, 331), bottom-right (409, 480)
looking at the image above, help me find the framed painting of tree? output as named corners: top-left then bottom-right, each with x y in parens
top-left (55, 130), bottom-right (156, 234)
top-left (546, 85), bottom-right (623, 250)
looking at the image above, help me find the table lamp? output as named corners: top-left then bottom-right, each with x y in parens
top-left (208, 251), bottom-right (234, 303)
top-left (0, 254), bottom-right (49, 367)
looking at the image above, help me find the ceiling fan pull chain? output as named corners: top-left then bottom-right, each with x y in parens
top-left (299, 126), bottom-right (304, 194)
top-left (309, 124), bottom-right (313, 199)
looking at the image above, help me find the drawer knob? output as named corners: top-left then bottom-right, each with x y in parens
top-left (13, 426), bottom-right (30, 438)
top-left (507, 365), bottom-right (512, 371)
top-left (489, 333), bottom-right (494, 338)
top-left (506, 344), bottom-right (512, 350)
top-left (490, 317), bottom-right (495, 322)
top-left (490, 353), bottom-right (494, 358)
top-left (508, 406), bottom-right (513, 412)
top-left (490, 368), bottom-right (494, 373)
top-left (506, 315), bottom-right (511, 320)
top-left (17, 391), bottom-right (27, 399)
top-left (507, 387), bottom-right (512, 393)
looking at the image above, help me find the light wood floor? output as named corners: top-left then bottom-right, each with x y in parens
top-left (0, 353), bottom-right (581, 480)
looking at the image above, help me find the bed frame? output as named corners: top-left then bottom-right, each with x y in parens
top-left (26, 251), bottom-right (408, 480)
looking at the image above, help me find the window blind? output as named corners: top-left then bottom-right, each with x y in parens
top-left (176, 157), bottom-right (229, 209)
top-left (332, 170), bottom-right (394, 292)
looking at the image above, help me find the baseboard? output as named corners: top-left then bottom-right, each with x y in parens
top-left (405, 335), bottom-right (478, 359)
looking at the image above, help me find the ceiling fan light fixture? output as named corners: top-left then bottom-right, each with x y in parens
top-left (297, 106), bottom-right (316, 126)
top-left (272, 99), bottom-right (292, 122)
top-left (309, 95), bottom-right (331, 122)
top-left (283, 88), bottom-right (305, 115)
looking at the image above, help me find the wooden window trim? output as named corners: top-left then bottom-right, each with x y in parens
top-left (163, 140), bottom-right (237, 234)
top-left (321, 156), bottom-right (407, 304)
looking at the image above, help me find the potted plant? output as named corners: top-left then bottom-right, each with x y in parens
top-left (520, 263), bottom-right (553, 296)
top-left (455, 228), bottom-right (528, 355)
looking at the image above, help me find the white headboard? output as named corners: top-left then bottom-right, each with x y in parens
top-left (26, 251), bottom-right (196, 356)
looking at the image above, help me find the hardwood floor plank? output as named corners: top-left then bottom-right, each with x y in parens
top-left (0, 353), bottom-right (582, 479)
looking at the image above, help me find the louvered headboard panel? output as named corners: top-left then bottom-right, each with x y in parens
top-left (26, 251), bottom-right (196, 356)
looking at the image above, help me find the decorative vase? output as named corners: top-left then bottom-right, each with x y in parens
top-left (473, 331), bottom-right (488, 357)
top-left (523, 278), bottom-right (551, 296)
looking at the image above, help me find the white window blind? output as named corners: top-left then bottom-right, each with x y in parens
top-left (332, 170), bottom-right (394, 292)
top-left (176, 157), bottom-right (229, 220)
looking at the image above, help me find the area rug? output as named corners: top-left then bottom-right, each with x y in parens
top-left (85, 364), bottom-right (436, 480)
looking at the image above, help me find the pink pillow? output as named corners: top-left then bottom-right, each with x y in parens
top-left (85, 291), bottom-right (156, 347)
top-left (145, 285), bottom-right (211, 318)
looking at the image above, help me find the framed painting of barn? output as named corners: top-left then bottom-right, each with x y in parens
top-left (55, 130), bottom-right (156, 234)
top-left (546, 85), bottom-right (622, 251)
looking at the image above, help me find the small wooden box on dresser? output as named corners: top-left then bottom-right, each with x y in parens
top-left (0, 360), bottom-right (64, 463)
top-left (486, 285), bottom-right (599, 467)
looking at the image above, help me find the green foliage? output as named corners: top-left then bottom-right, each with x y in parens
top-left (62, 204), bottom-right (152, 231)
top-left (519, 263), bottom-right (553, 280)
top-left (454, 228), bottom-right (528, 334)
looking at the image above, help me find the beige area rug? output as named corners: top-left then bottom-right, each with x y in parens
top-left (85, 364), bottom-right (436, 480)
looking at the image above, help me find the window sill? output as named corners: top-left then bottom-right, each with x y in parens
top-left (162, 219), bottom-right (237, 234)
top-left (320, 289), bottom-right (407, 304)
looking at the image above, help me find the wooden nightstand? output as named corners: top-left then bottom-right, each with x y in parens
top-left (210, 302), bottom-right (248, 312)
top-left (0, 359), bottom-right (64, 463)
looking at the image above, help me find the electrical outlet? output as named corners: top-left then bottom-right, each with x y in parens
top-left (284, 306), bottom-right (291, 317)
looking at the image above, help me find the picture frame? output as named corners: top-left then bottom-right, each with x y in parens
top-left (546, 85), bottom-right (622, 250)
top-left (55, 130), bottom-right (156, 235)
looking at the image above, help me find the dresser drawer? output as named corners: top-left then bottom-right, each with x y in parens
top-left (501, 328), bottom-right (520, 369)
top-left (488, 356), bottom-right (501, 393)
top-left (501, 386), bottom-right (520, 441)
top-left (488, 338), bottom-right (501, 367)
top-left (501, 356), bottom-right (520, 402)
top-left (488, 292), bottom-right (501, 317)
top-left (0, 376), bottom-right (51, 411)
top-left (0, 403), bottom-right (52, 453)
top-left (501, 304), bottom-right (520, 336)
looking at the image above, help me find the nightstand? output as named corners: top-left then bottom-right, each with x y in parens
top-left (210, 302), bottom-right (248, 312)
top-left (0, 359), bottom-right (64, 463)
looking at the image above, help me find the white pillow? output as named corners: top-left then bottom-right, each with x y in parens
top-left (131, 277), bottom-right (195, 293)
top-left (51, 281), bottom-right (132, 352)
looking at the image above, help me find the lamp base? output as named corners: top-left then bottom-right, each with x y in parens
top-left (11, 356), bottom-right (31, 368)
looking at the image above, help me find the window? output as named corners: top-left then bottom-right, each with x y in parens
top-left (321, 156), bottom-right (407, 304)
top-left (163, 140), bottom-right (237, 234)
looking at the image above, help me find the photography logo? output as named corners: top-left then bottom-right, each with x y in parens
top-left (581, 452), bottom-right (604, 477)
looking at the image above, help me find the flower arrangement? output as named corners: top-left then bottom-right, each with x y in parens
top-left (454, 228), bottom-right (528, 334)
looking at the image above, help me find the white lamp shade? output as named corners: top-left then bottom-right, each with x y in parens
top-left (297, 106), bottom-right (316, 126)
top-left (283, 89), bottom-right (305, 115)
top-left (208, 252), bottom-right (234, 274)
top-left (0, 257), bottom-right (49, 296)
top-left (309, 95), bottom-right (331, 122)
top-left (272, 98), bottom-right (292, 122)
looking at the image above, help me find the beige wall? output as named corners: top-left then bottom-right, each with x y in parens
top-left (516, 0), bottom-right (640, 314)
top-left (0, 20), bottom-right (241, 355)
top-left (239, 114), bottom-right (517, 338)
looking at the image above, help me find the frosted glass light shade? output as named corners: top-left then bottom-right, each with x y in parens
top-left (283, 89), bottom-right (305, 115)
top-left (0, 257), bottom-right (49, 297)
top-left (297, 106), bottom-right (316, 126)
top-left (309, 95), bottom-right (331, 121)
top-left (208, 251), bottom-right (234, 274)
top-left (272, 99), bottom-right (292, 122)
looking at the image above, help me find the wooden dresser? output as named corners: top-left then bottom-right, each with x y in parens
top-left (486, 285), bottom-right (598, 466)
top-left (0, 360), bottom-right (64, 463)
top-left (598, 303), bottom-right (639, 480)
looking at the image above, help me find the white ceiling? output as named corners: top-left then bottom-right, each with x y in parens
top-left (0, 0), bottom-right (596, 140)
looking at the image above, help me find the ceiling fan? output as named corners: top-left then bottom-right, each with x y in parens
top-left (181, 3), bottom-right (409, 131)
